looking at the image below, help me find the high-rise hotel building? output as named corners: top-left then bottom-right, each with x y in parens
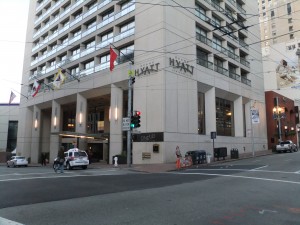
top-left (18, 0), bottom-right (267, 164)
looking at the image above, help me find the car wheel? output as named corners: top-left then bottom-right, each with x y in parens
top-left (13, 162), bottom-right (16, 168)
top-left (6, 163), bottom-right (9, 168)
top-left (66, 163), bottom-right (72, 170)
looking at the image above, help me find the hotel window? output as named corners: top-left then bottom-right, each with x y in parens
top-left (121, 0), bottom-right (134, 10)
top-left (73, 29), bottom-right (81, 37)
top-left (196, 26), bottom-right (207, 40)
top-left (41, 49), bottom-right (47, 55)
top-left (288, 18), bottom-right (292, 23)
top-left (101, 31), bottom-right (113, 41)
top-left (197, 49), bottom-right (209, 66)
top-left (100, 54), bottom-right (109, 64)
top-left (74, 10), bottom-right (82, 19)
top-left (62, 19), bottom-right (69, 27)
top-left (195, 4), bottom-right (206, 19)
top-left (289, 26), bottom-right (293, 31)
top-left (120, 21), bottom-right (135, 33)
top-left (271, 10), bottom-right (274, 17)
top-left (61, 36), bottom-right (68, 44)
top-left (84, 60), bottom-right (94, 69)
top-left (211, 16), bottom-right (221, 28)
top-left (72, 47), bottom-right (80, 55)
top-left (119, 45), bottom-right (134, 63)
top-left (290, 34), bottom-right (294, 39)
top-left (287, 3), bottom-right (291, 15)
top-left (52, 27), bottom-right (58, 34)
top-left (198, 92), bottom-right (205, 135)
top-left (216, 97), bottom-right (234, 136)
top-left (86, 19), bottom-right (96, 29)
top-left (71, 66), bottom-right (79, 75)
top-left (60, 54), bottom-right (67, 61)
top-left (87, 1), bottom-right (97, 10)
top-left (212, 36), bottom-right (222, 51)
top-left (50, 60), bottom-right (56, 66)
top-left (103, 11), bottom-right (114, 20)
top-left (41, 65), bottom-right (46, 71)
top-left (85, 40), bottom-right (95, 49)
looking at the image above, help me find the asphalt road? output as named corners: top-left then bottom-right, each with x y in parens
top-left (1, 152), bottom-right (300, 225)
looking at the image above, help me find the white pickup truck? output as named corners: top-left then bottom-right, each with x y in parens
top-left (276, 140), bottom-right (298, 153)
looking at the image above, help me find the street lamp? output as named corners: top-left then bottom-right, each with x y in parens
top-left (273, 97), bottom-right (285, 142)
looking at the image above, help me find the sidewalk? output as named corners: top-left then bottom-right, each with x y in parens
top-left (1, 150), bottom-right (274, 173)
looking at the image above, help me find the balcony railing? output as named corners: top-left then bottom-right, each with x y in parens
top-left (214, 64), bottom-right (229, 77)
top-left (80, 46), bottom-right (96, 57)
top-left (196, 58), bottom-right (213, 70)
top-left (240, 58), bottom-right (250, 68)
top-left (196, 33), bottom-right (212, 47)
top-left (195, 9), bottom-right (211, 23)
top-left (239, 39), bottom-right (249, 50)
top-left (228, 51), bottom-right (240, 61)
top-left (115, 4), bottom-right (135, 20)
top-left (82, 25), bottom-right (97, 38)
top-left (212, 42), bottom-right (228, 55)
top-left (114, 27), bottom-right (135, 42)
top-left (96, 37), bottom-right (113, 50)
top-left (241, 76), bottom-right (251, 86)
top-left (236, 4), bottom-right (246, 14)
top-left (229, 72), bottom-right (241, 81)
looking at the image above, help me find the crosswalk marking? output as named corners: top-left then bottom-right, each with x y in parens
top-left (0, 217), bottom-right (24, 225)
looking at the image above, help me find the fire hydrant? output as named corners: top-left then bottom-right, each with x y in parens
top-left (114, 156), bottom-right (118, 167)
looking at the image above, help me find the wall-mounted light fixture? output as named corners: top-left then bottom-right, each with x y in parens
top-left (109, 106), bottom-right (111, 121)
top-left (114, 99), bottom-right (118, 121)
top-left (291, 127), bottom-right (294, 131)
top-left (54, 107), bottom-right (57, 129)
top-left (34, 111), bottom-right (38, 130)
top-left (79, 102), bottom-right (83, 127)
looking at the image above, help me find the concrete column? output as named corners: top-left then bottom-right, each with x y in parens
top-left (49, 134), bottom-right (60, 163)
top-left (76, 94), bottom-right (87, 150)
top-left (31, 105), bottom-right (41, 163)
top-left (109, 84), bottom-right (123, 164)
top-left (234, 96), bottom-right (244, 137)
top-left (51, 100), bottom-right (61, 133)
top-left (205, 87), bottom-right (216, 135)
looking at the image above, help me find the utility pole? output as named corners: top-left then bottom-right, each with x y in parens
top-left (127, 63), bottom-right (133, 167)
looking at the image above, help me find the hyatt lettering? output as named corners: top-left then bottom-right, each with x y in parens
top-left (135, 63), bottom-right (160, 76)
top-left (169, 58), bottom-right (194, 75)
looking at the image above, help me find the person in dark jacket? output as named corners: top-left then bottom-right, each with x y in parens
top-left (56, 147), bottom-right (65, 173)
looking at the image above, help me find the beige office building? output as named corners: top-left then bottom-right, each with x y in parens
top-left (258, 0), bottom-right (300, 47)
top-left (18, 0), bottom-right (267, 164)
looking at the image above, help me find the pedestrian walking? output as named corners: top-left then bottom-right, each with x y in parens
top-left (175, 146), bottom-right (182, 169)
top-left (55, 147), bottom-right (65, 173)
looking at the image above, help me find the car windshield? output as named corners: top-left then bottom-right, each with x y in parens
top-left (74, 152), bottom-right (87, 157)
top-left (280, 141), bottom-right (290, 145)
top-left (16, 157), bottom-right (25, 160)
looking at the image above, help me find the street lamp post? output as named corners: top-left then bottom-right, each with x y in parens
top-left (273, 97), bottom-right (285, 142)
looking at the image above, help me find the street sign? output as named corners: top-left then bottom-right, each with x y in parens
top-left (122, 117), bottom-right (131, 131)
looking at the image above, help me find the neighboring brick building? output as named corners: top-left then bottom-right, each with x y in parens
top-left (265, 91), bottom-right (299, 150)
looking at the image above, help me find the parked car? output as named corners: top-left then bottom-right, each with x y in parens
top-left (7, 156), bottom-right (28, 167)
top-left (63, 148), bottom-right (89, 170)
top-left (276, 140), bottom-right (298, 153)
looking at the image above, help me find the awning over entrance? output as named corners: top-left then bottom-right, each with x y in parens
top-left (51, 131), bottom-right (109, 140)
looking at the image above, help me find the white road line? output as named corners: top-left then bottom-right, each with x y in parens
top-left (170, 172), bottom-right (300, 185)
top-left (0, 217), bottom-right (24, 225)
top-left (250, 165), bottom-right (268, 170)
top-left (295, 170), bottom-right (300, 174)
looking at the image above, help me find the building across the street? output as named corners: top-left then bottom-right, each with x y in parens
top-left (18, 0), bottom-right (267, 164)
top-left (0, 104), bottom-right (19, 162)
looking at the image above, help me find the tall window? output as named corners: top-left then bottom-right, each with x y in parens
top-left (287, 3), bottom-right (291, 15)
top-left (216, 98), bottom-right (234, 136)
top-left (198, 92), bottom-right (205, 134)
top-left (6, 121), bottom-right (18, 152)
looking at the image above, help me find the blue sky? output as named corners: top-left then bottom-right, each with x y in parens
top-left (0, 0), bottom-right (30, 103)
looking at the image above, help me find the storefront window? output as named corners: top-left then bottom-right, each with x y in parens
top-left (198, 92), bottom-right (205, 134)
top-left (216, 97), bottom-right (234, 136)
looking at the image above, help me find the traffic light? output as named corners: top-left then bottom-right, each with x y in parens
top-left (130, 111), bottom-right (141, 128)
top-left (130, 77), bottom-right (135, 85)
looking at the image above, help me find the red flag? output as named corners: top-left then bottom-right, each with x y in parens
top-left (110, 47), bottom-right (117, 72)
top-left (32, 80), bottom-right (41, 97)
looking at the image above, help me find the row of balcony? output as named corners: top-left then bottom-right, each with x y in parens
top-left (196, 33), bottom-right (250, 68)
top-left (30, 27), bottom-right (135, 68)
top-left (204, 0), bottom-right (246, 15)
top-left (29, 53), bottom-right (134, 95)
top-left (196, 58), bottom-right (251, 86)
top-left (32, 2), bottom-right (135, 54)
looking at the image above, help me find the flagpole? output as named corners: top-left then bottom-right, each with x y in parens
top-left (11, 88), bottom-right (28, 100)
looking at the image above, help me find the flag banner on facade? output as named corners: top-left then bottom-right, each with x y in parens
top-left (9, 91), bottom-right (16, 104)
top-left (32, 80), bottom-right (41, 97)
top-left (110, 47), bottom-right (118, 72)
top-left (53, 69), bottom-right (66, 89)
top-left (251, 109), bottom-right (260, 124)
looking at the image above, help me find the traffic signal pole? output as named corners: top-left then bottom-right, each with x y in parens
top-left (127, 77), bottom-right (132, 167)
